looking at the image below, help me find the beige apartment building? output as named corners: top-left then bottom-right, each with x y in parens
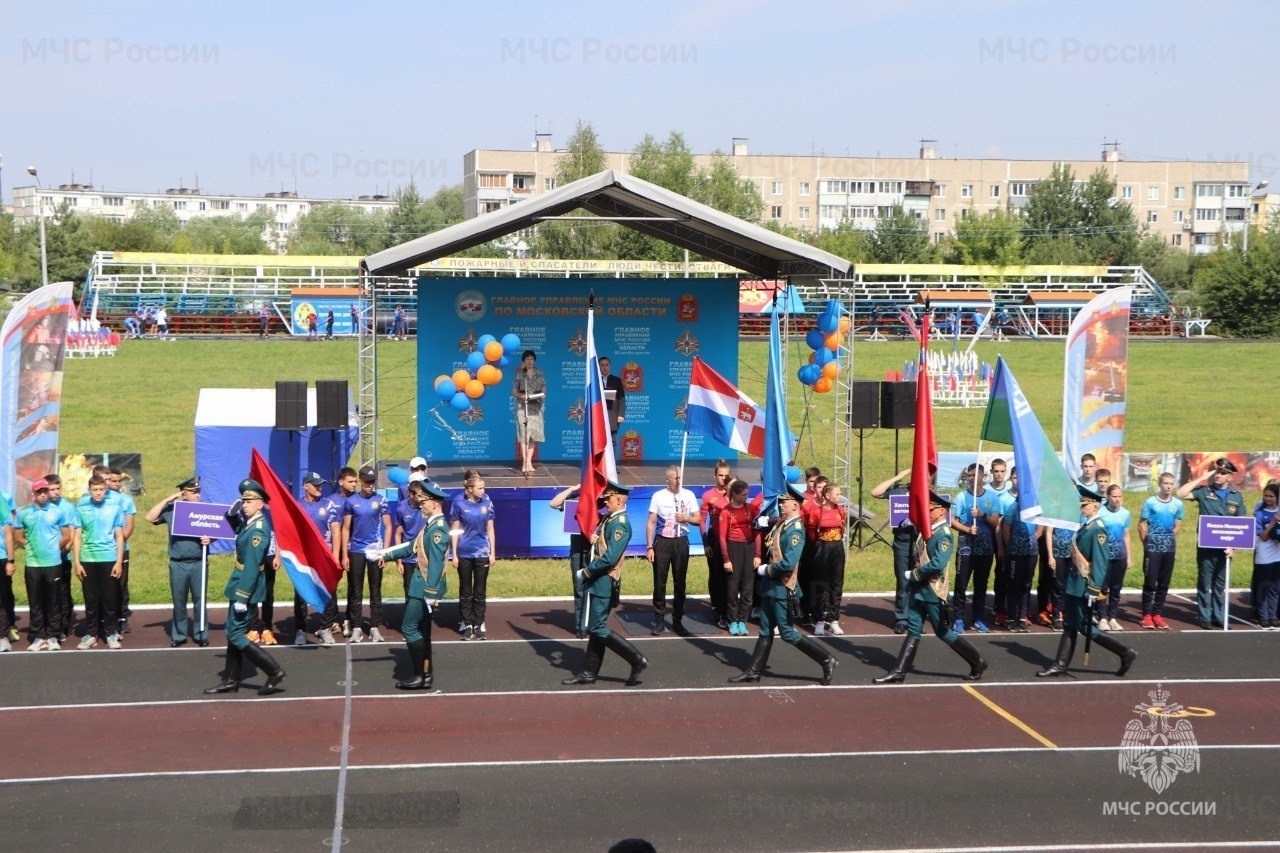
top-left (465, 137), bottom-right (1259, 255)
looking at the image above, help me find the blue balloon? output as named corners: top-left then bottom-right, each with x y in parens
top-left (813, 348), bottom-right (835, 367)
top-left (805, 328), bottom-right (825, 350)
top-left (798, 364), bottom-right (822, 385)
top-left (435, 378), bottom-right (457, 400)
top-left (450, 391), bottom-right (471, 412)
top-left (465, 350), bottom-right (487, 371)
top-left (499, 355), bottom-right (511, 367)
top-left (818, 312), bottom-right (839, 334)
top-left (785, 465), bottom-right (803, 484)
top-left (386, 466), bottom-right (409, 486)
top-left (477, 333), bottom-right (497, 350)
top-left (501, 333), bottom-right (521, 353)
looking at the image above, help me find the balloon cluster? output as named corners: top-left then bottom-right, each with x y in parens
top-left (797, 300), bottom-right (850, 394)
top-left (433, 332), bottom-right (522, 412)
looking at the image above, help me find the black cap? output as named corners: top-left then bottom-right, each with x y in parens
top-left (930, 490), bottom-right (951, 509)
top-left (358, 465), bottom-right (377, 483)
top-left (301, 471), bottom-right (324, 486)
top-left (1076, 483), bottom-right (1104, 504)
top-left (1213, 457), bottom-right (1238, 475)
top-left (239, 478), bottom-right (269, 501)
top-left (177, 475), bottom-right (200, 491)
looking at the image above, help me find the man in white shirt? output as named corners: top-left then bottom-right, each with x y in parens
top-left (646, 465), bottom-right (702, 635)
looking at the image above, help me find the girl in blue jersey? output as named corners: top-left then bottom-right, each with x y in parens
top-left (1252, 482), bottom-right (1280, 628)
top-left (1098, 485), bottom-right (1134, 630)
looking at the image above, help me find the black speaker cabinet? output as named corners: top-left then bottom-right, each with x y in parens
top-left (315, 380), bottom-right (349, 431)
top-left (847, 381), bottom-right (880, 429)
top-left (880, 381), bottom-right (916, 429)
top-left (274, 381), bottom-right (308, 431)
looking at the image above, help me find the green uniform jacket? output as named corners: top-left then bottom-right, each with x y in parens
top-left (1066, 515), bottom-right (1110, 598)
top-left (384, 513), bottom-right (449, 600)
top-left (909, 520), bottom-right (954, 604)
top-left (761, 516), bottom-right (804, 601)
top-left (583, 510), bottom-right (630, 595)
top-left (1189, 484), bottom-right (1246, 520)
top-left (224, 513), bottom-right (272, 605)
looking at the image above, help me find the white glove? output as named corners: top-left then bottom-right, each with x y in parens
top-left (903, 570), bottom-right (913, 583)
top-left (364, 548), bottom-right (383, 562)
top-left (575, 569), bottom-right (585, 583)
top-left (425, 599), bottom-right (439, 613)
top-left (756, 565), bottom-right (767, 576)
top-left (233, 602), bottom-right (248, 613)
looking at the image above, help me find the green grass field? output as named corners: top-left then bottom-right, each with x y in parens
top-left (28, 334), bottom-right (1278, 609)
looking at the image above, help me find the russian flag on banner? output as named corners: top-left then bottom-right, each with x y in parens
top-left (685, 356), bottom-right (766, 457)
top-left (575, 302), bottom-right (618, 537)
top-left (249, 448), bottom-right (342, 610)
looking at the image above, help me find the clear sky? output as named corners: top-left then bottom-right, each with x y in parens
top-left (2, 0), bottom-right (1275, 202)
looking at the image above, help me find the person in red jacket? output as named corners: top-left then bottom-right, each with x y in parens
top-left (809, 483), bottom-right (849, 635)
top-left (718, 479), bottom-right (761, 635)
top-left (700, 461), bottom-right (733, 630)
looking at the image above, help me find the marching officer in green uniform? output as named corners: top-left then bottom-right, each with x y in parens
top-left (730, 484), bottom-right (837, 685)
top-left (562, 480), bottom-right (648, 687)
top-left (1177, 457), bottom-right (1245, 628)
top-left (203, 479), bottom-right (287, 696)
top-left (371, 480), bottom-right (448, 690)
top-left (1037, 484), bottom-right (1136, 677)
top-left (874, 492), bottom-right (988, 684)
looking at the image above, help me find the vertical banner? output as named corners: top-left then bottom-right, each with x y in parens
top-left (0, 282), bottom-right (74, 504)
top-left (1063, 286), bottom-right (1133, 481)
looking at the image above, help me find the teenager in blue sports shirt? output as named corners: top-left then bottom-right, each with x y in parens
top-left (342, 465), bottom-right (391, 643)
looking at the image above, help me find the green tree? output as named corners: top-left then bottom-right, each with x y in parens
top-left (691, 152), bottom-right (763, 222)
top-left (1020, 163), bottom-right (1141, 264)
top-left (1136, 235), bottom-right (1191, 295)
top-left (534, 119), bottom-right (617, 259)
top-left (811, 220), bottom-right (871, 265)
top-left (1191, 228), bottom-right (1280, 336)
top-left (174, 211), bottom-right (271, 254)
top-left (945, 207), bottom-right (1024, 265)
top-left (866, 205), bottom-right (937, 263)
top-left (613, 131), bottom-right (697, 261)
top-left (286, 202), bottom-right (386, 255)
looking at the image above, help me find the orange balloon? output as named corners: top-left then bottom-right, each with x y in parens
top-left (484, 341), bottom-right (504, 362)
top-left (452, 369), bottom-right (471, 388)
top-left (838, 315), bottom-right (852, 333)
top-left (821, 361), bottom-right (840, 380)
top-left (813, 377), bottom-right (834, 394)
top-left (464, 379), bottom-right (485, 399)
top-left (824, 332), bottom-right (842, 351)
top-left (477, 364), bottom-right (500, 386)
top-left (433, 374), bottom-right (450, 389)
top-left (808, 352), bottom-right (817, 364)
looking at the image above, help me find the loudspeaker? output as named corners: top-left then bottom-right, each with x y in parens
top-left (274, 381), bottom-right (308, 431)
top-left (315, 380), bottom-right (349, 431)
top-left (880, 381), bottom-right (916, 429)
top-left (847, 381), bottom-right (880, 429)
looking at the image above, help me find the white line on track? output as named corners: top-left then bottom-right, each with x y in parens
top-left (329, 638), bottom-right (353, 853)
top-left (845, 842), bottom-right (1280, 852)
top-left (1, 675), bottom-right (1277, 714)
top-left (0, 742), bottom-right (1276, 787)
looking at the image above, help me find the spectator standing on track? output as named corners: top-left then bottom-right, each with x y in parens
top-left (809, 483), bottom-right (848, 636)
top-left (147, 475), bottom-right (211, 648)
top-left (15, 478), bottom-right (72, 651)
top-left (1139, 472), bottom-right (1183, 630)
top-left (307, 310), bottom-right (318, 341)
top-left (72, 474), bottom-right (125, 650)
top-left (0, 497), bottom-right (16, 652)
top-left (950, 463), bottom-right (996, 634)
top-left (1251, 483), bottom-right (1280, 629)
top-left (43, 475), bottom-right (78, 641)
top-left (1177, 458), bottom-right (1246, 629)
top-left (729, 485), bottom-right (837, 686)
top-left (203, 479), bottom-right (285, 696)
top-left (562, 481), bottom-right (648, 687)
top-left (998, 467), bottom-right (1041, 633)
top-left (1037, 485), bottom-right (1136, 678)
top-left (871, 467), bottom-right (918, 635)
top-left (101, 467), bottom-right (137, 634)
top-left (1097, 484), bottom-right (1134, 630)
top-left (391, 306), bottom-right (408, 340)
top-left (317, 467), bottom-right (358, 645)
top-left (718, 478), bottom-right (760, 636)
top-left (373, 480), bottom-right (449, 690)
top-left (450, 472), bottom-right (496, 641)
top-left (699, 460), bottom-right (733, 630)
top-left (348, 303), bottom-right (360, 336)
top-left (646, 464), bottom-right (701, 636)
top-left (342, 465), bottom-right (391, 643)
top-left (874, 492), bottom-right (988, 684)
top-left (154, 305), bottom-right (169, 340)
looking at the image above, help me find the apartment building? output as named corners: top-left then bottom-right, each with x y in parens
top-left (465, 137), bottom-right (1255, 254)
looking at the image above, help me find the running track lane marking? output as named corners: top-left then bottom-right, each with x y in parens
top-left (962, 684), bottom-right (1058, 749)
top-left (330, 636), bottom-right (354, 851)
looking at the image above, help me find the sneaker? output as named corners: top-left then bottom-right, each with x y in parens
top-left (342, 620), bottom-right (352, 638)
top-left (78, 635), bottom-right (96, 650)
top-left (7, 627), bottom-right (18, 643)
top-left (294, 631), bottom-right (308, 646)
top-left (247, 630), bottom-right (261, 643)
top-left (46, 638), bottom-right (60, 651)
top-left (458, 620), bottom-right (469, 635)
top-left (972, 621), bottom-right (990, 634)
top-left (318, 628), bottom-right (335, 646)
top-left (828, 621), bottom-right (844, 635)
top-left (0, 637), bottom-right (11, 653)
top-left (106, 634), bottom-right (121, 650)
top-left (953, 619), bottom-right (966, 634)
top-left (28, 639), bottom-right (46, 652)
top-left (1109, 618), bottom-right (1124, 632)
top-left (350, 627), bottom-right (364, 644)
top-left (1153, 615), bottom-right (1169, 630)
top-left (260, 630), bottom-right (278, 645)
top-left (1037, 610), bottom-right (1053, 627)
top-left (476, 624), bottom-right (487, 640)
top-left (813, 621), bottom-right (826, 636)
top-left (1052, 618), bottom-right (1064, 631)
top-left (994, 615), bottom-right (1008, 630)
top-left (369, 627), bottom-right (385, 643)
top-left (1141, 615), bottom-right (1155, 629)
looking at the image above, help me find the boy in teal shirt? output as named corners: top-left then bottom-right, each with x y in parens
top-left (73, 475), bottom-right (126, 649)
top-left (15, 479), bottom-right (73, 650)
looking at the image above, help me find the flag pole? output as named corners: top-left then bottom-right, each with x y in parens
top-left (679, 430), bottom-right (688, 486)
top-left (199, 543), bottom-right (208, 635)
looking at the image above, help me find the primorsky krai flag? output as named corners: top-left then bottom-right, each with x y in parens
top-left (249, 448), bottom-right (342, 609)
top-left (980, 357), bottom-right (1080, 531)
top-left (685, 357), bottom-right (766, 457)
top-left (576, 301), bottom-right (618, 537)
top-left (759, 302), bottom-right (791, 520)
top-left (909, 312), bottom-right (938, 537)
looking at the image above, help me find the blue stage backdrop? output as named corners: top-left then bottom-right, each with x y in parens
top-left (415, 277), bottom-right (739, 464)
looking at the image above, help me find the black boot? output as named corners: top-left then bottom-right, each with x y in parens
top-left (203, 644), bottom-right (242, 694)
top-left (873, 636), bottom-right (920, 685)
top-left (1036, 630), bottom-right (1076, 677)
top-left (1092, 632), bottom-right (1136, 677)
top-left (729, 636), bottom-right (773, 683)
top-left (951, 637), bottom-right (988, 681)
top-left (242, 642), bottom-right (286, 695)
top-left (795, 636), bottom-right (839, 685)
top-left (562, 634), bottom-right (605, 685)
top-left (604, 632), bottom-right (648, 686)
top-left (397, 639), bottom-right (428, 689)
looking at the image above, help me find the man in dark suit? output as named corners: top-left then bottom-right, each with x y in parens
top-left (598, 357), bottom-right (626, 445)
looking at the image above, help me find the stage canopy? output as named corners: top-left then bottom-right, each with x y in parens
top-left (361, 169), bottom-right (851, 280)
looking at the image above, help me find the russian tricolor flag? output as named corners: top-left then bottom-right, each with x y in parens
top-left (249, 448), bottom-right (342, 610)
top-left (575, 303), bottom-right (618, 537)
top-left (685, 356), bottom-right (766, 458)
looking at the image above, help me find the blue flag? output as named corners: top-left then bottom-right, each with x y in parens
top-left (760, 302), bottom-right (790, 520)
